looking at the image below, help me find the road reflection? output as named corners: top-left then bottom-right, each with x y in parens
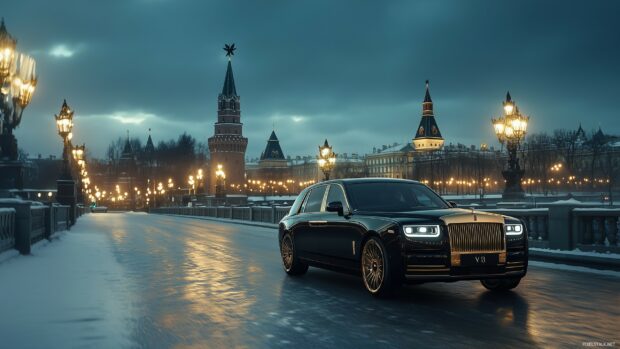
top-left (98, 214), bottom-right (619, 348)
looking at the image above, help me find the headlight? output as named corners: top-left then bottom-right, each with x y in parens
top-left (403, 224), bottom-right (441, 238)
top-left (505, 223), bottom-right (523, 235)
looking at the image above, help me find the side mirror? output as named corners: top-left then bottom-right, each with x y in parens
top-left (448, 201), bottom-right (458, 208)
top-left (326, 201), bottom-right (344, 216)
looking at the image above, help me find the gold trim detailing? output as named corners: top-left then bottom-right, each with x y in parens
top-left (447, 222), bottom-right (507, 266)
top-left (406, 264), bottom-right (447, 268)
top-left (440, 210), bottom-right (505, 225)
top-left (499, 252), bottom-right (506, 264)
top-left (451, 254), bottom-right (461, 266)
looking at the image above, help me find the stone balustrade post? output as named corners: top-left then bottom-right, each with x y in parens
top-left (541, 200), bottom-right (592, 250)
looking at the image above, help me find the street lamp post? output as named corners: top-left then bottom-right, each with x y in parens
top-left (215, 164), bottom-right (226, 198)
top-left (492, 92), bottom-right (529, 200)
top-left (55, 99), bottom-right (77, 226)
top-left (188, 175), bottom-right (195, 196)
top-left (167, 177), bottom-right (174, 206)
top-left (196, 169), bottom-right (204, 195)
top-left (71, 143), bottom-right (85, 204)
top-left (318, 139), bottom-right (336, 181)
top-left (0, 19), bottom-right (37, 190)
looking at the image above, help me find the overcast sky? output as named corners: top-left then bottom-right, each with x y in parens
top-left (5, 0), bottom-right (620, 160)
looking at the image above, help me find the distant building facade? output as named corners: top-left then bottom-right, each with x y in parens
top-left (366, 143), bottom-right (414, 178)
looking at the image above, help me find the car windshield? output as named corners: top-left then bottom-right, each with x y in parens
top-left (345, 182), bottom-right (449, 212)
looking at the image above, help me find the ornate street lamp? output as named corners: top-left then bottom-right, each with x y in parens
top-left (167, 177), bottom-right (174, 206)
top-left (71, 143), bottom-right (86, 204)
top-left (55, 100), bottom-right (74, 179)
top-left (71, 143), bottom-right (85, 162)
top-left (492, 92), bottom-right (529, 200)
top-left (54, 99), bottom-right (77, 225)
top-left (0, 19), bottom-right (37, 189)
top-left (318, 139), bottom-right (336, 181)
top-left (215, 164), bottom-right (226, 198)
top-left (196, 168), bottom-right (204, 194)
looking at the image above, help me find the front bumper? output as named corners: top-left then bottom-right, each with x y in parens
top-left (402, 249), bottom-right (528, 283)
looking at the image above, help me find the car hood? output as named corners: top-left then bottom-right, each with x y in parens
top-left (354, 208), bottom-right (505, 224)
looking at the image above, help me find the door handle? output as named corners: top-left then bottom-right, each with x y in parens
top-left (309, 220), bottom-right (327, 226)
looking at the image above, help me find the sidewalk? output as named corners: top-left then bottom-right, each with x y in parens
top-left (0, 219), bottom-right (135, 348)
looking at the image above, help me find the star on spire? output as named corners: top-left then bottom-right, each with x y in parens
top-left (224, 43), bottom-right (236, 58)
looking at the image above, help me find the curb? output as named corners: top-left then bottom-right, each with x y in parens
top-left (156, 213), bottom-right (279, 230)
top-left (529, 249), bottom-right (620, 272)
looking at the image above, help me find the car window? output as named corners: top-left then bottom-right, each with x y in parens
top-left (326, 185), bottom-right (347, 208)
top-left (303, 185), bottom-right (327, 213)
top-left (346, 182), bottom-right (448, 212)
top-left (288, 189), bottom-right (308, 216)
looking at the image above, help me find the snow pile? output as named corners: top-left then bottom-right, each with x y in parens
top-left (0, 221), bottom-right (136, 348)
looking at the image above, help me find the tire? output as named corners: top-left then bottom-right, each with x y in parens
top-left (280, 233), bottom-right (308, 276)
top-left (480, 277), bottom-right (521, 292)
top-left (361, 236), bottom-right (400, 297)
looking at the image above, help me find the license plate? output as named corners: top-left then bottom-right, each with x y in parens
top-left (460, 253), bottom-right (499, 266)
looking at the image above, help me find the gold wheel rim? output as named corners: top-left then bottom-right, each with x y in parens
top-left (362, 240), bottom-right (384, 293)
top-left (281, 235), bottom-right (294, 271)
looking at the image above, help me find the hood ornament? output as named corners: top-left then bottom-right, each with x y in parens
top-left (471, 207), bottom-right (477, 221)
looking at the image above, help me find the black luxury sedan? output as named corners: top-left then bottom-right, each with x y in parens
top-left (278, 178), bottom-right (528, 296)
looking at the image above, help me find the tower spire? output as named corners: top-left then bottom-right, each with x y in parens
top-left (221, 60), bottom-right (237, 96)
top-left (424, 80), bottom-right (432, 103)
top-left (145, 128), bottom-right (155, 153)
top-left (413, 80), bottom-right (444, 151)
top-left (422, 80), bottom-right (433, 115)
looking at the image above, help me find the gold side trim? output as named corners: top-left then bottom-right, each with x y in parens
top-left (406, 265), bottom-right (447, 268)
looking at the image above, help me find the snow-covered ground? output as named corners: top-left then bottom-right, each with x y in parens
top-left (0, 226), bottom-right (135, 348)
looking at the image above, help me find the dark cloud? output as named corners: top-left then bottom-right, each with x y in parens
top-left (6, 0), bottom-right (620, 159)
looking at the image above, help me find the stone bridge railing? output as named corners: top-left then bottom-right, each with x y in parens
top-left (151, 206), bottom-right (291, 225)
top-left (151, 202), bottom-right (620, 253)
top-left (0, 201), bottom-right (84, 255)
top-left (0, 208), bottom-right (15, 254)
top-left (571, 208), bottom-right (620, 253)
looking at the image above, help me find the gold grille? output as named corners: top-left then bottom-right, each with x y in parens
top-left (448, 223), bottom-right (505, 253)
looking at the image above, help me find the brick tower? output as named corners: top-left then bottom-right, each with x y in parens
top-left (207, 45), bottom-right (248, 194)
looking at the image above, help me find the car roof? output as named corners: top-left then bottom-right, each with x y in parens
top-left (309, 178), bottom-right (421, 188)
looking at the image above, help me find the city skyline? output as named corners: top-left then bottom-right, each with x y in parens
top-left (4, 0), bottom-right (620, 159)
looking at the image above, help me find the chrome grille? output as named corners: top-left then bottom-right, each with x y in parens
top-left (448, 223), bottom-right (505, 253)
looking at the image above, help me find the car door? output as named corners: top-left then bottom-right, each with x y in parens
top-left (293, 184), bottom-right (328, 259)
top-left (321, 184), bottom-right (364, 266)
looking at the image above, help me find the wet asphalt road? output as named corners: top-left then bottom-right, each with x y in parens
top-left (85, 213), bottom-right (619, 349)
